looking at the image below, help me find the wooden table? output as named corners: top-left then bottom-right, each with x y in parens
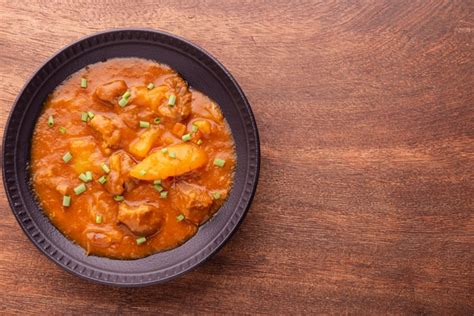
top-left (0, 1), bottom-right (472, 314)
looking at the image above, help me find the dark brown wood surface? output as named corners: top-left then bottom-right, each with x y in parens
top-left (0, 1), bottom-right (472, 314)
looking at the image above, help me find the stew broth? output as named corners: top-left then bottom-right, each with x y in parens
top-left (31, 58), bottom-right (235, 259)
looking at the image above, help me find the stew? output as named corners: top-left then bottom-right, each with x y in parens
top-left (31, 58), bottom-right (235, 259)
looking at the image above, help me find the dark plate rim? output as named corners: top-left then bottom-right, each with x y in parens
top-left (2, 28), bottom-right (260, 287)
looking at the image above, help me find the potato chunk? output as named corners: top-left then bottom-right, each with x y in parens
top-left (128, 127), bottom-right (161, 159)
top-left (131, 85), bottom-right (168, 112)
top-left (192, 120), bottom-right (212, 136)
top-left (130, 143), bottom-right (208, 180)
top-left (69, 137), bottom-right (104, 174)
top-left (117, 203), bottom-right (162, 236)
top-left (89, 114), bottom-right (121, 148)
top-left (94, 80), bottom-right (128, 105)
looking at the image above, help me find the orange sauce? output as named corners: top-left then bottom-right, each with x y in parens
top-left (31, 58), bottom-right (235, 259)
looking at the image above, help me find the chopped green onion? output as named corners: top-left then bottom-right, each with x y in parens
top-left (95, 215), bottom-right (102, 224)
top-left (147, 83), bottom-right (155, 90)
top-left (81, 112), bottom-right (89, 122)
top-left (114, 195), bottom-right (124, 202)
top-left (153, 117), bottom-right (161, 124)
top-left (169, 152), bottom-right (176, 159)
top-left (59, 126), bottom-right (66, 134)
top-left (139, 121), bottom-right (150, 128)
top-left (63, 152), bottom-right (72, 163)
top-left (160, 191), bottom-right (168, 199)
top-left (154, 184), bottom-right (164, 192)
top-left (74, 183), bottom-right (86, 195)
top-left (122, 90), bottom-right (131, 99)
top-left (79, 173), bottom-right (89, 182)
top-left (78, 172), bottom-right (92, 182)
top-left (136, 236), bottom-right (147, 245)
top-left (98, 175), bottom-right (107, 184)
top-left (118, 97), bottom-right (128, 107)
top-left (101, 163), bottom-right (110, 174)
top-left (153, 180), bottom-right (162, 185)
top-left (85, 171), bottom-right (93, 181)
top-left (182, 133), bottom-right (192, 142)
top-left (214, 158), bottom-right (226, 167)
top-left (212, 192), bottom-right (221, 200)
top-left (87, 111), bottom-right (95, 119)
top-left (80, 77), bottom-right (87, 88)
top-left (176, 214), bottom-right (185, 222)
top-left (197, 139), bottom-right (203, 145)
top-left (139, 169), bottom-right (147, 176)
top-left (191, 125), bottom-right (199, 133)
top-left (168, 94), bottom-right (176, 106)
top-left (161, 148), bottom-right (168, 154)
top-left (48, 115), bottom-right (54, 127)
top-left (62, 195), bottom-right (71, 207)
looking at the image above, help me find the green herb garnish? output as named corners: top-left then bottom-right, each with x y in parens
top-left (74, 183), bottom-right (86, 195)
top-left (213, 158), bottom-right (226, 167)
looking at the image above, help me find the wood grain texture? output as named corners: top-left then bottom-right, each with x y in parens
top-left (0, 0), bottom-right (473, 314)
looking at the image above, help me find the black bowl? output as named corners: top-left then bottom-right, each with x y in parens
top-left (2, 29), bottom-right (259, 286)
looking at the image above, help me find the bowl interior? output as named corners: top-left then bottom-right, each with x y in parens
top-left (3, 29), bottom-right (259, 286)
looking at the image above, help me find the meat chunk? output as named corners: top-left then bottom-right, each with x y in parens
top-left (38, 175), bottom-right (70, 195)
top-left (48, 177), bottom-right (70, 195)
top-left (128, 77), bottom-right (190, 122)
top-left (89, 114), bottom-right (121, 148)
top-left (157, 76), bottom-right (192, 121)
top-left (191, 101), bottom-right (225, 125)
top-left (104, 151), bottom-right (137, 195)
top-left (94, 80), bottom-right (128, 105)
top-left (33, 159), bottom-right (73, 195)
top-left (175, 182), bottom-right (213, 224)
top-left (84, 224), bottom-right (123, 250)
top-left (117, 203), bottom-right (162, 236)
top-left (86, 191), bottom-right (114, 218)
